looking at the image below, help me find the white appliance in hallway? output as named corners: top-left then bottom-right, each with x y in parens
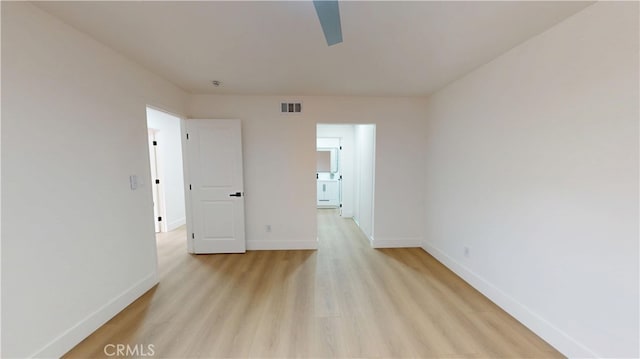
top-left (184, 119), bottom-right (246, 254)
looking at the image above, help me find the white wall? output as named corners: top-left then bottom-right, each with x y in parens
top-left (146, 107), bottom-right (186, 231)
top-left (421, 2), bottom-right (638, 358)
top-left (353, 125), bottom-right (376, 242)
top-left (0, 2), bottom-right (4, 356)
top-left (317, 124), bottom-right (355, 217)
top-left (187, 95), bottom-right (426, 250)
top-left (316, 137), bottom-right (341, 149)
top-left (1, 3), bottom-right (187, 357)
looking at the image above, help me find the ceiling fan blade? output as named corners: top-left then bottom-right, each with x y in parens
top-left (313, 0), bottom-right (343, 46)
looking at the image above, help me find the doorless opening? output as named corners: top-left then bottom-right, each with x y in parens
top-left (316, 124), bottom-right (376, 244)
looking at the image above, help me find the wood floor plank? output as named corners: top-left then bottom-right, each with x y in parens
top-left (63, 209), bottom-right (564, 358)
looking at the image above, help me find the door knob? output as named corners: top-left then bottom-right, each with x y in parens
top-left (229, 192), bottom-right (242, 197)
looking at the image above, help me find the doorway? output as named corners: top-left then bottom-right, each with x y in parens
top-left (316, 137), bottom-right (342, 212)
top-left (146, 107), bottom-right (187, 234)
top-left (316, 124), bottom-right (376, 243)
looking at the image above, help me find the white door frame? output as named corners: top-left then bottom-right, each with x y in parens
top-left (180, 118), bottom-right (195, 252)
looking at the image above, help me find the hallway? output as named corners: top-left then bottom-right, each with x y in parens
top-left (64, 211), bottom-right (562, 358)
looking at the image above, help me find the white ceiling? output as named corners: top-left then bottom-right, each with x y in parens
top-left (35, 1), bottom-right (593, 96)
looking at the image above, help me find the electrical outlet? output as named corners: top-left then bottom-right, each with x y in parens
top-left (265, 224), bottom-right (272, 233)
top-left (464, 246), bottom-right (470, 258)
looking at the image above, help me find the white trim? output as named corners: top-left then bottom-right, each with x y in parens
top-left (340, 210), bottom-right (353, 218)
top-left (317, 205), bottom-right (340, 209)
top-left (421, 241), bottom-right (598, 359)
top-left (166, 217), bottom-right (186, 232)
top-left (371, 237), bottom-right (422, 248)
top-left (352, 217), bottom-right (374, 244)
top-left (247, 239), bottom-right (318, 250)
top-left (30, 272), bottom-right (159, 358)
top-left (180, 118), bottom-right (194, 253)
top-left (370, 125), bottom-right (376, 242)
top-left (352, 217), bottom-right (372, 242)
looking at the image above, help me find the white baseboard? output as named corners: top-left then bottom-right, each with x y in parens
top-left (247, 239), bottom-right (318, 250)
top-left (352, 218), bottom-right (374, 244)
top-left (31, 272), bottom-right (159, 358)
top-left (371, 237), bottom-right (422, 248)
top-left (421, 241), bottom-right (597, 358)
top-left (166, 217), bottom-right (186, 232)
top-left (341, 211), bottom-right (353, 218)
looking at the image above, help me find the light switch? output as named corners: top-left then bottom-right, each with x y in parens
top-left (130, 175), bottom-right (138, 190)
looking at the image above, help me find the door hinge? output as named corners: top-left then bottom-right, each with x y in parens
top-left (158, 216), bottom-right (162, 222)
top-left (152, 140), bottom-right (157, 146)
top-left (340, 146), bottom-right (342, 150)
top-left (189, 184), bottom-right (192, 190)
top-left (340, 204), bottom-right (343, 208)
top-left (192, 233), bottom-right (195, 239)
top-left (155, 179), bottom-right (160, 184)
top-left (186, 133), bottom-right (190, 140)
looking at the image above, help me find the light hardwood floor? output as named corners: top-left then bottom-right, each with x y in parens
top-left (64, 209), bottom-right (564, 358)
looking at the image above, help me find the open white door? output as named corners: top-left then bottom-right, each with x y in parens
top-left (185, 119), bottom-right (246, 254)
top-left (148, 129), bottom-right (162, 233)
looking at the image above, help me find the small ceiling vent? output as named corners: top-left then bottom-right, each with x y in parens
top-left (281, 102), bottom-right (302, 113)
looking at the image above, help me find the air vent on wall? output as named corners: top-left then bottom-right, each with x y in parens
top-left (281, 102), bottom-right (302, 113)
